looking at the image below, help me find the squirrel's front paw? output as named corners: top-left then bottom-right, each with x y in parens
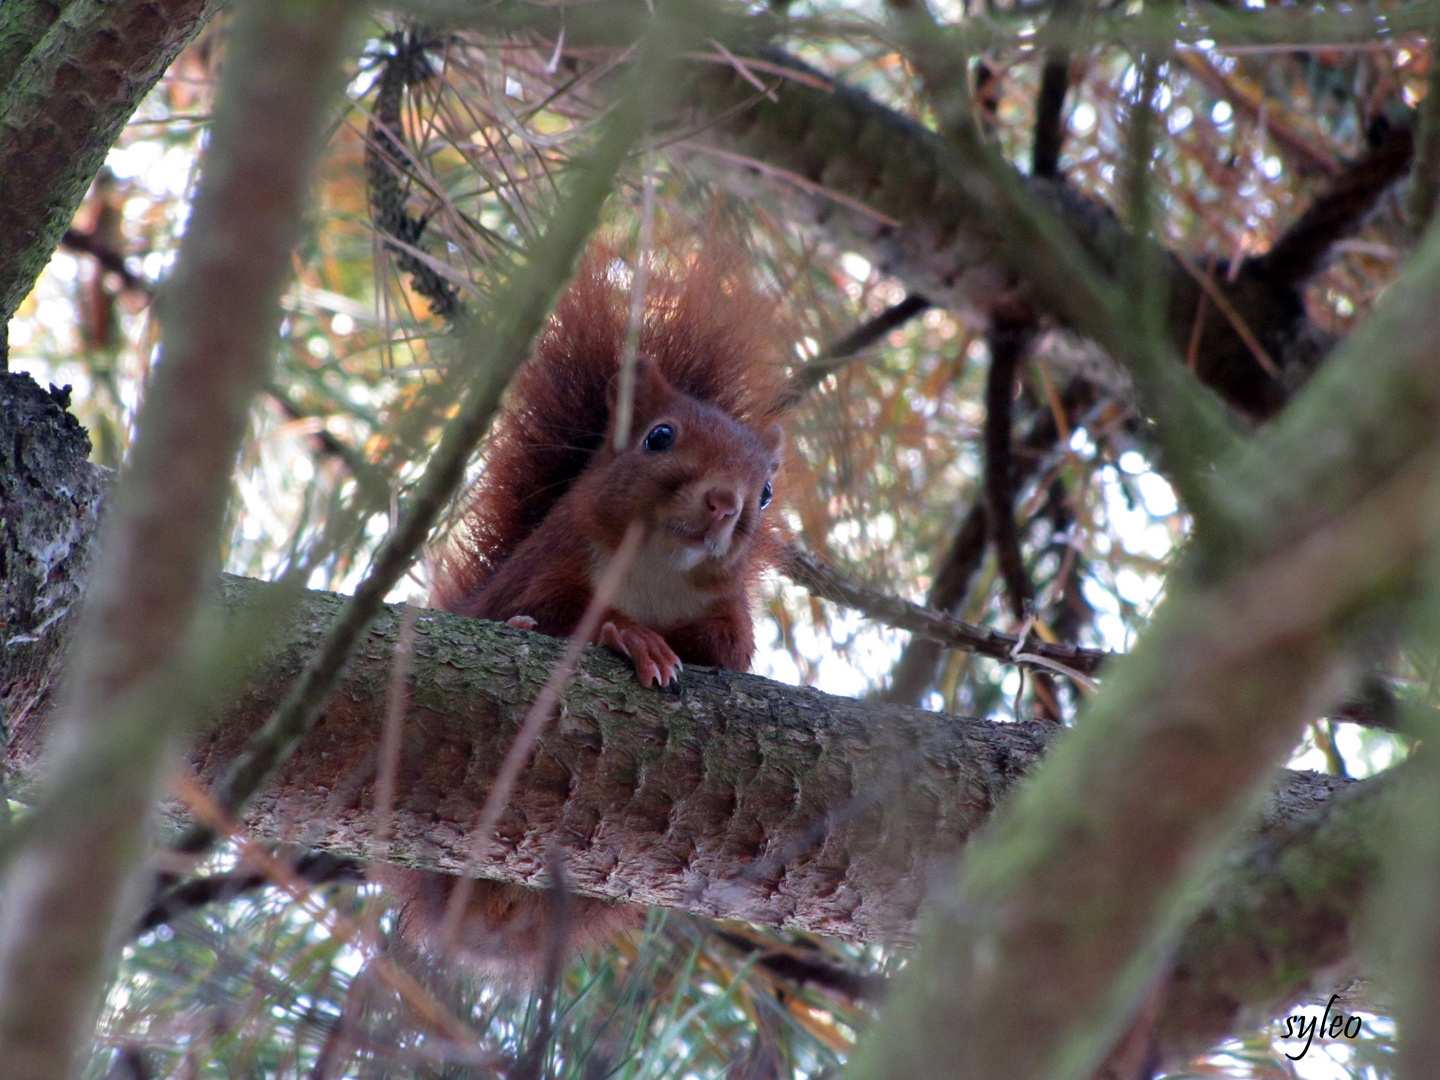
top-left (505, 615), bottom-right (538, 630)
top-left (599, 621), bottom-right (683, 687)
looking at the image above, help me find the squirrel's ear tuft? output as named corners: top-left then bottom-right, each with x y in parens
top-left (608, 356), bottom-right (676, 420)
top-left (760, 421), bottom-right (784, 458)
top-left (636, 356), bottom-right (676, 416)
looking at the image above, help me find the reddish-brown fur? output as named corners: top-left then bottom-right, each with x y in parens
top-left (391, 239), bottom-right (794, 975)
top-left (433, 241), bottom-right (791, 614)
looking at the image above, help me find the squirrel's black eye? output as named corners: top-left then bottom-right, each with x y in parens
top-left (759, 480), bottom-right (773, 508)
top-left (643, 424), bottom-right (675, 452)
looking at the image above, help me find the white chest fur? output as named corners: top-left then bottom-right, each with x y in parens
top-left (591, 538), bottom-right (715, 627)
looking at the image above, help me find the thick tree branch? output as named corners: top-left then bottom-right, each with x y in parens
top-left (8, 574), bottom-right (1062, 941)
top-left (357, 6), bottom-right (1423, 427)
top-left (0, 375), bottom-right (107, 753)
top-left (783, 293), bottom-right (932, 407)
top-left (674, 46), bottom-right (1285, 424)
top-left (1155, 770), bottom-right (1386, 1068)
top-left (780, 546), bottom-right (1110, 678)
top-left (0, 0), bottom-right (1381, 424)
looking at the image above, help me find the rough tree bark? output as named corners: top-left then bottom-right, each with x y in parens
top-left (0, 376), bottom-right (106, 736)
top-left (0, 368), bottom-right (1393, 1068)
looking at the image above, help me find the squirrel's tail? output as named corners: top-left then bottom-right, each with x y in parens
top-left (382, 868), bottom-right (642, 980)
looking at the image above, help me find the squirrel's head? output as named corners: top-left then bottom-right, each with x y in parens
top-left (583, 358), bottom-right (783, 576)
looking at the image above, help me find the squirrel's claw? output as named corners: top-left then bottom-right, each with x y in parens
top-left (600, 620), bottom-right (682, 687)
top-left (505, 615), bottom-right (539, 630)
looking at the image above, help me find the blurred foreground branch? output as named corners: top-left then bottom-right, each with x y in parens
top-left (0, 0), bottom-right (361, 1072)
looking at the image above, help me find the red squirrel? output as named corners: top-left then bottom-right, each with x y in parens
top-left (389, 239), bottom-right (793, 974)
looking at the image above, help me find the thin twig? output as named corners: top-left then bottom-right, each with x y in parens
top-left (373, 602), bottom-right (420, 852)
top-left (267, 386), bottom-right (392, 507)
top-left (1174, 51), bottom-right (1342, 178)
top-left (879, 499), bottom-right (989, 706)
top-left (781, 544), bottom-right (1111, 677)
top-left (783, 294), bottom-right (932, 407)
top-left (1255, 119), bottom-right (1415, 286)
top-left (711, 927), bottom-right (889, 1005)
top-left (882, 384), bottom-right (1092, 706)
top-left (514, 860), bottom-right (573, 1080)
top-left (676, 141), bottom-right (902, 227)
top-left (1036, 475), bottom-right (1094, 646)
top-left (60, 228), bottom-right (150, 295)
top-left (1121, 51), bottom-right (1166, 350)
top-left (138, 851), bottom-right (364, 934)
top-left (981, 321), bottom-right (1064, 722)
top-left (1174, 252), bottom-right (1280, 378)
top-left (983, 316), bottom-right (1035, 622)
top-left (611, 154), bottom-right (658, 450)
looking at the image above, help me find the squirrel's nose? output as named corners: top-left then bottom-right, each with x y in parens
top-left (705, 486), bottom-right (740, 522)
